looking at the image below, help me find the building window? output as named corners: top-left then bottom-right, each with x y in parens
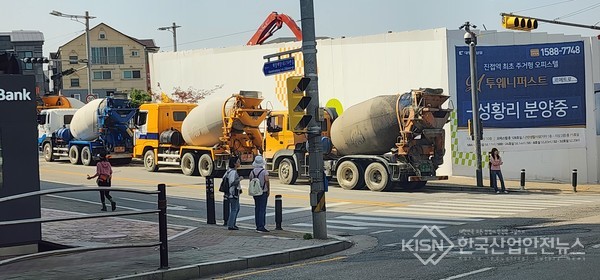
top-left (69, 55), bottom-right (78, 64)
top-left (93, 71), bottom-right (112, 80)
top-left (131, 50), bottom-right (139, 57)
top-left (70, 78), bottom-right (80, 87)
top-left (123, 70), bottom-right (141, 79)
top-left (91, 47), bottom-right (124, 65)
top-left (72, 93), bottom-right (81, 101)
top-left (20, 51), bottom-right (33, 70)
top-left (99, 32), bottom-right (106, 40)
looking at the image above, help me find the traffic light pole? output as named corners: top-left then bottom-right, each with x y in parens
top-left (300, 0), bottom-right (327, 240)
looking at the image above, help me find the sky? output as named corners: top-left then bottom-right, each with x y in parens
top-left (3, 0), bottom-right (600, 57)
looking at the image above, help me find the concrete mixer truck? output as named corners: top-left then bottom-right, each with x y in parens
top-left (133, 91), bottom-right (268, 177)
top-left (39, 96), bottom-right (138, 165)
top-left (264, 88), bottom-right (452, 191)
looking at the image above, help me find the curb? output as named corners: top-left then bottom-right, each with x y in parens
top-left (107, 239), bottom-right (353, 280)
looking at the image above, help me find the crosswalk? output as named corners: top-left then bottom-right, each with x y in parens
top-left (290, 194), bottom-right (600, 233)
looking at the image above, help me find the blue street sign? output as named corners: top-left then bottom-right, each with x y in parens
top-left (263, 57), bottom-right (296, 76)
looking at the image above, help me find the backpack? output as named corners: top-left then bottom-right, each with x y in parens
top-left (248, 169), bottom-right (265, 197)
top-left (219, 171), bottom-right (230, 195)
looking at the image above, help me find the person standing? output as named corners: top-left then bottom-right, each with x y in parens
top-left (87, 153), bottom-right (117, 211)
top-left (226, 156), bottom-right (242, 230)
top-left (250, 156), bottom-right (270, 233)
top-left (490, 148), bottom-right (508, 194)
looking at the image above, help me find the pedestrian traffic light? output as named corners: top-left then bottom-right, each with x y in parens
top-left (286, 76), bottom-right (312, 133)
top-left (21, 57), bottom-right (49, 64)
top-left (502, 16), bottom-right (538, 31)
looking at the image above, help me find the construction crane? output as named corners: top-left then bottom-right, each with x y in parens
top-left (247, 12), bottom-right (303, 45)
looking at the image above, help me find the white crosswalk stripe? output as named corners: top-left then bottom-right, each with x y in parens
top-left (289, 195), bottom-right (600, 233)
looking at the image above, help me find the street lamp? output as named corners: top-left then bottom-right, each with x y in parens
top-left (158, 23), bottom-right (181, 52)
top-left (460, 21), bottom-right (484, 187)
top-left (50, 10), bottom-right (95, 97)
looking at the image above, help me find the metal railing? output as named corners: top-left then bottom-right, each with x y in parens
top-left (0, 184), bottom-right (169, 269)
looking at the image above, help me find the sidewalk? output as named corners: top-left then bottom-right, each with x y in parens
top-left (1, 208), bottom-right (351, 280)
top-left (426, 175), bottom-right (600, 194)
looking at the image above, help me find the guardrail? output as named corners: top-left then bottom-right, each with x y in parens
top-left (0, 184), bottom-right (169, 269)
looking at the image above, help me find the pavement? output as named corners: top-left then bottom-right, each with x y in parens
top-left (1, 208), bottom-right (352, 280)
top-left (1, 175), bottom-right (598, 280)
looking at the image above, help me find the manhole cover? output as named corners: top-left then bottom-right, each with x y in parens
top-left (92, 234), bottom-right (127, 239)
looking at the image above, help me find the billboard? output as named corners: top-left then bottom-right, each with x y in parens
top-left (455, 41), bottom-right (585, 128)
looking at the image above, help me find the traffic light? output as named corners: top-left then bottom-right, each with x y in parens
top-left (502, 16), bottom-right (538, 31)
top-left (286, 76), bottom-right (312, 133)
top-left (21, 57), bottom-right (49, 63)
top-left (467, 119), bottom-right (483, 140)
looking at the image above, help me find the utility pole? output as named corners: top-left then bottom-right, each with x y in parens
top-left (158, 22), bottom-right (182, 52)
top-left (460, 21), bottom-right (484, 187)
top-left (300, 0), bottom-right (327, 239)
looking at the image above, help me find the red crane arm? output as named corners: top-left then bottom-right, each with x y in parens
top-left (247, 12), bottom-right (303, 45)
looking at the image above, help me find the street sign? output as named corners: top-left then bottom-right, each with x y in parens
top-left (263, 57), bottom-right (295, 76)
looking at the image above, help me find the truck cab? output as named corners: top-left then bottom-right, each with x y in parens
top-left (134, 103), bottom-right (197, 172)
top-left (38, 108), bottom-right (78, 162)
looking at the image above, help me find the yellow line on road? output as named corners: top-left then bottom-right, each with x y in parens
top-left (216, 256), bottom-right (347, 280)
top-left (39, 168), bottom-right (203, 189)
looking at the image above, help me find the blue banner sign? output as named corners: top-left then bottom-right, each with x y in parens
top-left (263, 57), bottom-right (296, 76)
top-left (455, 41), bottom-right (585, 128)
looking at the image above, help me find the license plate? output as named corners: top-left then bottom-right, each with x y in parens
top-left (114, 146), bottom-right (125, 153)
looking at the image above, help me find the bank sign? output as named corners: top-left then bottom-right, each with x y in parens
top-left (455, 41), bottom-right (585, 128)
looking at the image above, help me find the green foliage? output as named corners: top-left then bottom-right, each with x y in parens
top-left (303, 233), bottom-right (313, 240)
top-left (129, 88), bottom-right (152, 108)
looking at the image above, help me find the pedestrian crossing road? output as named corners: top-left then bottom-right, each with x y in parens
top-left (290, 194), bottom-right (600, 234)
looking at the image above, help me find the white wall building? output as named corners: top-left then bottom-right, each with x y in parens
top-left (149, 28), bottom-right (599, 183)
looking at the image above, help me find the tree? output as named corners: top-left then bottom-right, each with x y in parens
top-left (165, 84), bottom-right (223, 103)
top-left (129, 88), bottom-right (152, 108)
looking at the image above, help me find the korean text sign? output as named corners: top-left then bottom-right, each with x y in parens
top-left (455, 41), bottom-right (585, 128)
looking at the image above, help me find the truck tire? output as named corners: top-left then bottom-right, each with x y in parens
top-left (278, 158), bottom-right (298, 185)
top-left (336, 161), bottom-right (365, 190)
top-left (80, 146), bottom-right (94, 166)
top-left (144, 149), bottom-right (159, 172)
top-left (69, 145), bottom-right (81, 165)
top-left (198, 154), bottom-right (214, 177)
top-left (181, 152), bottom-right (199, 176)
top-left (43, 142), bottom-right (54, 162)
top-left (364, 162), bottom-right (390, 192)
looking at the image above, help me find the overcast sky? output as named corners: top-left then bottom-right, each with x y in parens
top-left (3, 0), bottom-right (600, 56)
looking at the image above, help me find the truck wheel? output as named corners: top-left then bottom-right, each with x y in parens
top-left (336, 161), bottom-right (365, 190)
top-left (365, 162), bottom-right (390, 192)
top-left (43, 142), bottom-right (54, 162)
top-left (80, 146), bottom-right (94, 166)
top-left (198, 154), bottom-right (214, 177)
top-left (278, 158), bottom-right (298, 185)
top-left (68, 145), bottom-right (81, 165)
top-left (181, 152), bottom-right (199, 176)
top-left (144, 150), bottom-right (159, 172)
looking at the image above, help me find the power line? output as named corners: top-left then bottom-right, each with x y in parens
top-left (515, 0), bottom-right (575, 13)
top-left (554, 2), bottom-right (600, 20)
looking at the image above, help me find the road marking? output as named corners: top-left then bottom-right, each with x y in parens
top-left (272, 193), bottom-right (408, 207)
top-left (423, 202), bottom-right (546, 210)
top-left (270, 186), bottom-right (306, 193)
top-left (383, 242), bottom-right (402, 247)
top-left (404, 204), bottom-right (527, 213)
top-left (236, 202), bottom-right (350, 222)
top-left (449, 199), bottom-right (576, 206)
top-left (335, 215), bottom-right (466, 225)
top-left (375, 209), bottom-right (500, 218)
top-left (291, 223), bottom-right (368, 230)
top-left (328, 220), bottom-right (443, 229)
top-left (216, 256), bottom-right (347, 280)
top-left (370, 229), bottom-right (394, 234)
top-left (117, 197), bottom-right (194, 211)
top-left (389, 207), bottom-right (516, 215)
top-left (369, 211), bottom-right (485, 221)
top-left (439, 267), bottom-right (494, 280)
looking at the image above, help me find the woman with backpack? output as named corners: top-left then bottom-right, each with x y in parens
top-left (87, 153), bottom-right (117, 211)
top-left (225, 156), bottom-right (242, 230)
top-left (250, 155), bottom-right (270, 233)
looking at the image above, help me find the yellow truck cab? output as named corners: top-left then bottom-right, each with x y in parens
top-left (263, 108), bottom-right (336, 184)
top-left (134, 103), bottom-right (197, 172)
